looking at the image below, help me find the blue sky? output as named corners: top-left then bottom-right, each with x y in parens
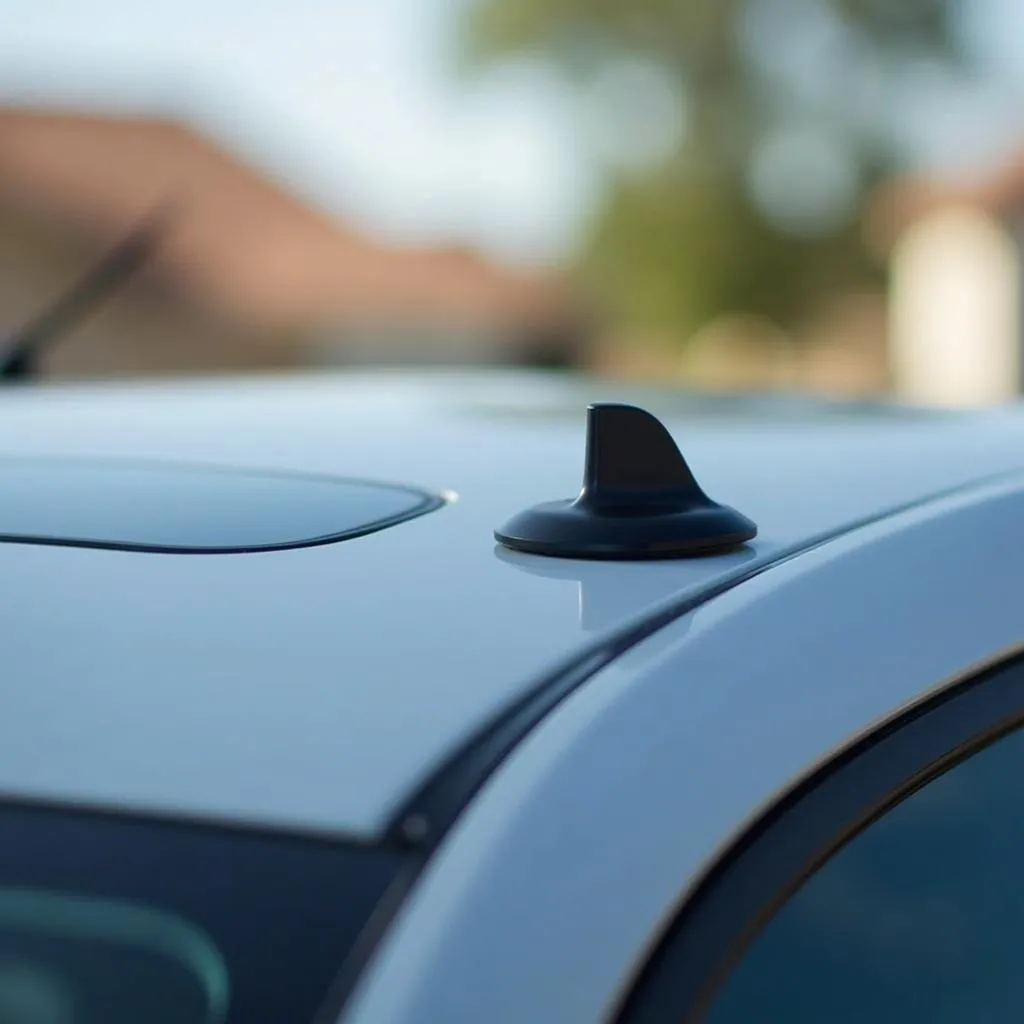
top-left (2, 0), bottom-right (1024, 264)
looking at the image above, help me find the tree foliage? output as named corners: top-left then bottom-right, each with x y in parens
top-left (462, 0), bottom-right (962, 339)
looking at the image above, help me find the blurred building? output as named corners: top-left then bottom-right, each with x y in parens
top-left (868, 163), bottom-right (1024, 406)
top-left (0, 107), bottom-right (581, 378)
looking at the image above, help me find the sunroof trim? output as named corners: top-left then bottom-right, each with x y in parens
top-left (0, 456), bottom-right (448, 555)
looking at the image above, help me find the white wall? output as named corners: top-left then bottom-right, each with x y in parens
top-left (890, 206), bottom-right (1021, 407)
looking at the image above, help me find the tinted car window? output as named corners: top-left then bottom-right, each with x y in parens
top-left (0, 459), bottom-right (443, 553)
top-left (0, 803), bottom-right (403, 1024)
top-left (0, 888), bottom-right (227, 1023)
top-left (705, 723), bottom-right (1024, 1023)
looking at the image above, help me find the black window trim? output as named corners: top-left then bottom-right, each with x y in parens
top-left (615, 645), bottom-right (1024, 1024)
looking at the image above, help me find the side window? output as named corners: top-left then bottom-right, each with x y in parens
top-left (617, 657), bottom-right (1024, 1024)
top-left (707, 724), bottom-right (1024, 1023)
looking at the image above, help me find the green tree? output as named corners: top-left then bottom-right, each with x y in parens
top-left (462, 0), bottom-right (964, 341)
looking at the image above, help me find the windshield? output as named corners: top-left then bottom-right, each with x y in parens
top-left (0, 802), bottom-right (402, 1023)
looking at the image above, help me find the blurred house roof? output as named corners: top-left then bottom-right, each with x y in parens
top-left (0, 106), bottom-right (568, 333)
top-left (865, 154), bottom-right (1024, 255)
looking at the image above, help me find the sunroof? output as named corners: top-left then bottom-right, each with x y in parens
top-left (0, 458), bottom-right (446, 553)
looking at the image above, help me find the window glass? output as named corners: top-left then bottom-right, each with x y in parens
top-left (0, 459), bottom-right (441, 553)
top-left (0, 803), bottom-right (402, 1024)
top-left (706, 724), bottom-right (1024, 1023)
top-left (0, 888), bottom-right (226, 1023)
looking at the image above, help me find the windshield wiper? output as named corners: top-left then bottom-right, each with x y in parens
top-left (0, 206), bottom-right (173, 380)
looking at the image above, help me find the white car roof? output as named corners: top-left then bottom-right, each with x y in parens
top-left (1, 370), bottom-right (1023, 839)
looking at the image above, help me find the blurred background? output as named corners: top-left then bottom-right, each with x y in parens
top-left (2, 0), bottom-right (1024, 406)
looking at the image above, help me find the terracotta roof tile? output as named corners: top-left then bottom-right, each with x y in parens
top-left (0, 106), bottom-right (567, 331)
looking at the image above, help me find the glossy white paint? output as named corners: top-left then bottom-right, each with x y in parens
top-left (344, 473), bottom-right (1024, 1024)
top-left (1, 372), bottom-right (1024, 836)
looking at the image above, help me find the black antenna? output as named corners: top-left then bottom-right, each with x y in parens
top-left (0, 205), bottom-right (174, 380)
top-left (495, 403), bottom-right (758, 559)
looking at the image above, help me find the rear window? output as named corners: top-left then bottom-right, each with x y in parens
top-left (0, 888), bottom-right (226, 1023)
top-left (0, 802), bottom-right (402, 1022)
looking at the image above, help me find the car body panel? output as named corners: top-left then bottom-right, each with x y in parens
top-left (344, 473), bottom-right (1024, 1024)
top-left (0, 372), bottom-right (1023, 837)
